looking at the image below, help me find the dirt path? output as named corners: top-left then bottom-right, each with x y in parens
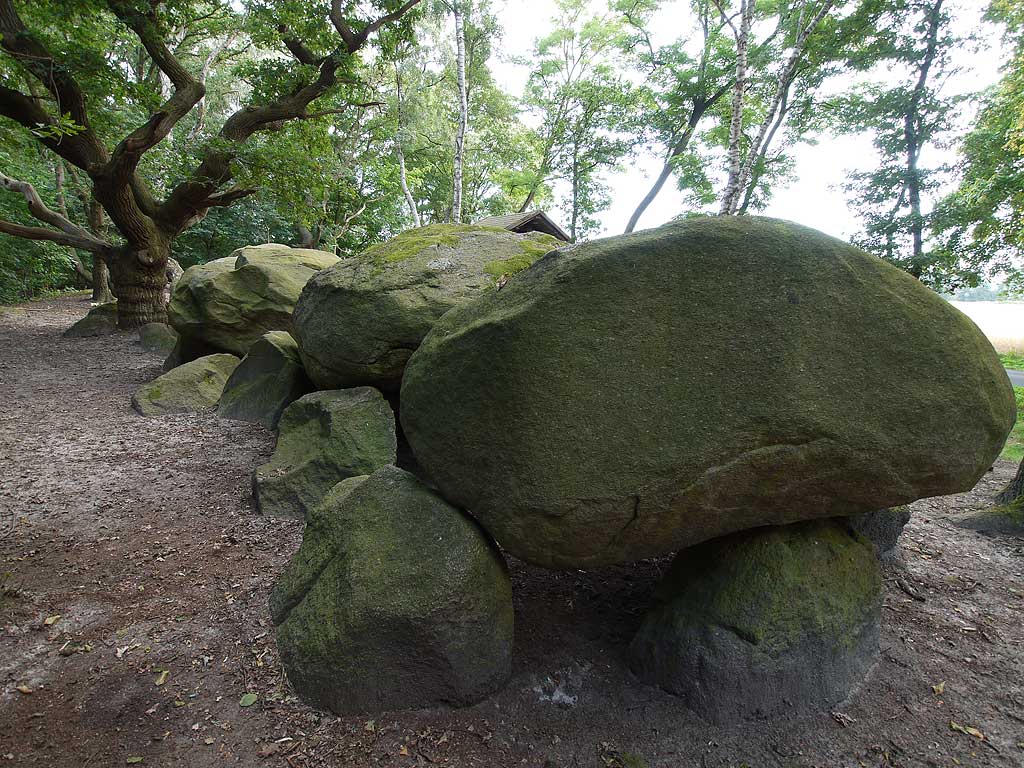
top-left (1, 295), bottom-right (1022, 768)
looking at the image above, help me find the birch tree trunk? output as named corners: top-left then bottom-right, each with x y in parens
top-left (719, 0), bottom-right (755, 215)
top-left (728, 0), bottom-right (835, 213)
top-left (87, 196), bottom-right (114, 304)
top-left (53, 161), bottom-right (93, 288)
top-left (397, 143), bottom-right (422, 227)
top-left (452, 1), bottom-right (468, 224)
top-left (394, 61), bottom-right (422, 227)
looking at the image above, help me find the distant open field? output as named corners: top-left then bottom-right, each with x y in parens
top-left (949, 300), bottom-right (1024, 353)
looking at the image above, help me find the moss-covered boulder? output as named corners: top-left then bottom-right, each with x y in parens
top-left (271, 466), bottom-right (514, 714)
top-left (401, 216), bottom-right (1015, 569)
top-left (131, 353), bottom-right (240, 416)
top-left (138, 322), bottom-right (179, 356)
top-left (628, 519), bottom-right (882, 724)
top-left (293, 224), bottom-right (561, 392)
top-left (63, 302), bottom-right (118, 338)
top-left (168, 245), bottom-right (339, 359)
top-left (217, 331), bottom-right (313, 429)
top-left (253, 388), bottom-right (396, 519)
top-left (232, 243), bottom-right (340, 271)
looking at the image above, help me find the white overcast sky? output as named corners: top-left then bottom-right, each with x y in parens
top-left (485, 0), bottom-right (1007, 241)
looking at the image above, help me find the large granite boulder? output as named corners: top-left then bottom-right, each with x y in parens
top-left (217, 331), bottom-right (312, 429)
top-left (253, 388), bottom-right (396, 519)
top-left (168, 245), bottom-right (338, 359)
top-left (63, 302), bottom-right (118, 338)
top-left (232, 243), bottom-right (339, 270)
top-left (138, 322), bottom-right (179, 356)
top-left (293, 224), bottom-right (561, 392)
top-left (401, 216), bottom-right (1015, 569)
top-left (271, 466), bottom-right (514, 714)
top-left (628, 519), bottom-right (882, 724)
top-left (131, 353), bottom-right (240, 416)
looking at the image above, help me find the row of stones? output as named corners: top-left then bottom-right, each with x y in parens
top-left (130, 335), bottom-right (901, 724)
top-left (123, 216), bottom-right (1013, 723)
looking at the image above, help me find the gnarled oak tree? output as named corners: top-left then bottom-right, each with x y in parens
top-left (0, 0), bottom-right (419, 327)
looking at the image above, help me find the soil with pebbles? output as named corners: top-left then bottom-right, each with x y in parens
top-left (1, 294), bottom-right (1022, 768)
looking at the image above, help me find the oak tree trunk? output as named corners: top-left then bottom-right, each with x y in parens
top-left (92, 255), bottom-right (114, 303)
top-left (110, 245), bottom-right (170, 328)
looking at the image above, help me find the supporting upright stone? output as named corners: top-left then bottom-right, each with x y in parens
top-left (217, 331), bottom-right (312, 429)
top-left (63, 302), bottom-right (119, 338)
top-left (846, 507), bottom-right (911, 559)
top-left (271, 466), bottom-right (514, 714)
top-left (628, 519), bottom-right (882, 724)
top-left (138, 322), bottom-right (179, 356)
top-left (253, 388), bottom-right (396, 520)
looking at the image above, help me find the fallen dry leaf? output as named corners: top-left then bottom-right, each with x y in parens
top-left (43, 615), bottom-right (60, 626)
top-left (932, 681), bottom-right (946, 695)
top-left (950, 721), bottom-right (985, 740)
top-left (15, 685), bottom-right (31, 695)
top-left (154, 670), bottom-right (168, 687)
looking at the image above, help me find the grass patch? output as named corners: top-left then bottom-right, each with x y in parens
top-left (999, 352), bottom-right (1024, 369)
top-left (995, 499), bottom-right (1024, 525)
top-left (1000, 386), bottom-right (1024, 461)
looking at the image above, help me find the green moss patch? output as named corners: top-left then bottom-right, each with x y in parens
top-left (483, 236), bottom-right (560, 284)
top-left (651, 520), bottom-right (880, 654)
top-left (990, 497), bottom-right (1024, 526)
top-left (363, 224), bottom-right (509, 266)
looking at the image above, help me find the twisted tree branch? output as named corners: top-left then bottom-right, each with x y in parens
top-left (0, 172), bottom-right (112, 254)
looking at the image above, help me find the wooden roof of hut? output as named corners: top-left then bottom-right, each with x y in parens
top-left (473, 210), bottom-right (571, 242)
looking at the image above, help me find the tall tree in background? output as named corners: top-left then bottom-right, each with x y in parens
top-left (386, 1), bottom-right (530, 225)
top-left (450, 0), bottom-right (468, 222)
top-left (714, 0), bottom-right (838, 215)
top-left (0, 0), bottom-right (420, 327)
top-left (517, 0), bottom-right (628, 214)
top-left (837, 0), bottom-right (963, 286)
top-left (559, 69), bottom-right (641, 240)
top-left (620, 0), bottom-right (734, 233)
top-left (933, 0), bottom-right (1024, 290)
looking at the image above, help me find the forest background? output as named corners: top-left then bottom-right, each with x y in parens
top-left (1, 0), bottom-right (1021, 310)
